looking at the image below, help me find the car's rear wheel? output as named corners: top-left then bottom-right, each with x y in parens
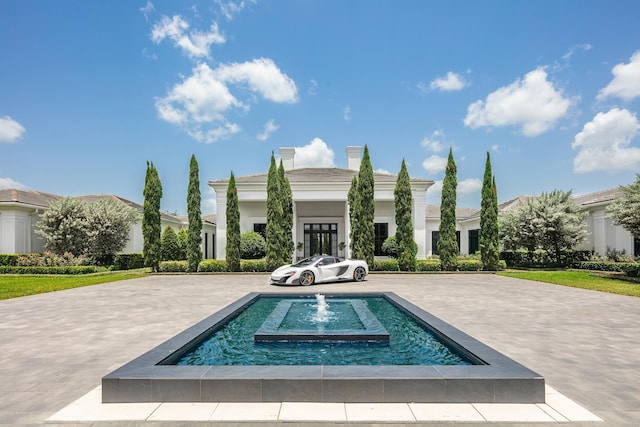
top-left (299, 270), bottom-right (315, 285)
top-left (353, 266), bottom-right (366, 282)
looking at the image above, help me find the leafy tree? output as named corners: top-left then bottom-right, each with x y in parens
top-left (499, 190), bottom-right (588, 264)
top-left (279, 160), bottom-right (294, 263)
top-left (36, 197), bottom-right (89, 256)
top-left (394, 159), bottom-right (417, 271)
top-left (240, 231), bottom-right (266, 259)
top-left (607, 174), bottom-right (640, 239)
top-left (143, 161), bottom-right (162, 272)
top-left (176, 228), bottom-right (188, 260)
top-left (438, 148), bottom-right (458, 271)
top-left (85, 199), bottom-right (138, 265)
top-left (265, 153), bottom-right (284, 270)
top-left (348, 175), bottom-right (359, 256)
top-left (354, 145), bottom-right (375, 266)
top-left (161, 226), bottom-right (181, 261)
top-left (480, 152), bottom-right (500, 270)
top-left (226, 171), bottom-right (241, 271)
top-left (187, 154), bottom-right (202, 272)
top-left (534, 190), bottom-right (588, 264)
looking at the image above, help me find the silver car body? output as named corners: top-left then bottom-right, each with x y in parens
top-left (270, 255), bottom-right (368, 286)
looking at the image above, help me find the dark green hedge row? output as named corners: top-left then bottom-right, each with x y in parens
top-left (574, 261), bottom-right (640, 277)
top-left (500, 249), bottom-right (592, 268)
top-left (0, 254), bottom-right (18, 266)
top-left (113, 253), bottom-right (145, 271)
top-left (374, 258), bottom-right (507, 272)
top-left (0, 266), bottom-right (103, 274)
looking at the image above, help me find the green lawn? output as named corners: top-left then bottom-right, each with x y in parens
top-left (0, 271), bottom-right (148, 300)
top-left (498, 270), bottom-right (640, 297)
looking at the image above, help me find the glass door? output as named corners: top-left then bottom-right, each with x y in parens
top-left (304, 223), bottom-right (338, 257)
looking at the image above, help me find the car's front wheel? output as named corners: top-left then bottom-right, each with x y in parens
top-left (353, 266), bottom-right (366, 282)
top-left (299, 270), bottom-right (315, 286)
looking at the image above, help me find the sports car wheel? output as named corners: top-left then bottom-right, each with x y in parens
top-left (353, 266), bottom-right (366, 282)
top-left (299, 270), bottom-right (315, 285)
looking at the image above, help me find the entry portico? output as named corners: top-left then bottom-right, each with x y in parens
top-left (208, 146), bottom-right (433, 260)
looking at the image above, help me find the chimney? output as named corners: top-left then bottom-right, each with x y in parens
top-left (279, 147), bottom-right (295, 170)
top-left (346, 146), bottom-right (362, 171)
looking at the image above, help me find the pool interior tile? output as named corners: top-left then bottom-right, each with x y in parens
top-left (345, 403), bottom-right (416, 421)
top-left (409, 403), bottom-right (486, 422)
top-left (278, 402), bottom-right (346, 421)
top-left (147, 402), bottom-right (218, 421)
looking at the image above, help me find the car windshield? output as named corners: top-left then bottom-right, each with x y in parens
top-left (292, 256), bottom-right (322, 267)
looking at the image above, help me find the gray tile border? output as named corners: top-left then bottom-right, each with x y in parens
top-left (102, 291), bottom-right (544, 403)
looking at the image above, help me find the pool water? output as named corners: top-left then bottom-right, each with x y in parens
top-left (174, 296), bottom-right (473, 366)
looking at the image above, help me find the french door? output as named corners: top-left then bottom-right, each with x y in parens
top-left (304, 223), bottom-right (338, 257)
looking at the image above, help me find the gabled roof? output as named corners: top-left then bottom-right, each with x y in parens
top-left (209, 167), bottom-right (432, 185)
top-left (425, 204), bottom-right (478, 220)
top-left (0, 189), bottom-right (61, 208)
top-left (572, 188), bottom-right (623, 206)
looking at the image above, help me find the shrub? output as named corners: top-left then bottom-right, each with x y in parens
top-left (574, 261), bottom-right (629, 272)
top-left (112, 253), bottom-right (144, 270)
top-left (161, 226), bottom-right (182, 261)
top-left (415, 259), bottom-right (441, 271)
top-left (0, 266), bottom-right (102, 274)
top-left (198, 259), bottom-right (228, 272)
top-left (240, 232), bottom-right (266, 260)
top-left (623, 263), bottom-right (640, 277)
top-left (372, 259), bottom-right (399, 271)
top-left (381, 235), bottom-right (397, 258)
top-left (458, 259), bottom-right (483, 271)
top-left (16, 252), bottom-right (88, 267)
top-left (0, 254), bottom-right (18, 266)
top-left (240, 259), bottom-right (268, 272)
top-left (158, 260), bottom-right (188, 272)
top-left (500, 249), bottom-right (591, 268)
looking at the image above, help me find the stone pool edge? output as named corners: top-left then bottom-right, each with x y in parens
top-left (102, 292), bottom-right (545, 404)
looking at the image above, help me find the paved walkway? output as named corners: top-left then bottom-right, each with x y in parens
top-left (0, 273), bottom-right (638, 425)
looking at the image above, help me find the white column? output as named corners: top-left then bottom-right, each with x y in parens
top-left (215, 194), bottom-right (227, 259)
top-left (413, 191), bottom-right (427, 259)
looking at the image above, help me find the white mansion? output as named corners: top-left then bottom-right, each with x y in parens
top-left (0, 146), bottom-right (637, 259)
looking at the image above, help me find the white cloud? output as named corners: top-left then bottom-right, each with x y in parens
top-left (464, 67), bottom-right (572, 137)
top-left (140, 1), bottom-right (154, 21)
top-left (458, 178), bottom-right (482, 195)
top-left (422, 155), bottom-right (447, 174)
top-left (0, 177), bottom-right (27, 190)
top-left (421, 129), bottom-right (446, 152)
top-left (491, 144), bottom-right (500, 153)
top-left (203, 187), bottom-right (217, 213)
top-left (293, 138), bottom-right (336, 168)
top-left (155, 60), bottom-right (297, 143)
top-left (343, 106), bottom-right (351, 122)
top-left (257, 119), bottom-right (279, 141)
top-left (0, 116), bottom-right (25, 142)
top-left (375, 168), bottom-right (392, 175)
top-left (597, 51), bottom-right (640, 101)
top-left (151, 15), bottom-right (225, 59)
top-left (427, 180), bottom-right (443, 200)
top-left (215, 0), bottom-right (251, 20)
top-left (417, 81), bottom-right (428, 93)
top-left (430, 71), bottom-right (467, 92)
top-left (214, 58), bottom-right (298, 103)
top-left (572, 108), bottom-right (640, 173)
top-left (308, 79), bottom-right (318, 95)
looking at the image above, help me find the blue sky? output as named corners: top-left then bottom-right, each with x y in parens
top-left (2, 1), bottom-right (640, 215)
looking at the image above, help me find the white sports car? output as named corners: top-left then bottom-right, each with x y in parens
top-left (270, 255), bottom-right (368, 286)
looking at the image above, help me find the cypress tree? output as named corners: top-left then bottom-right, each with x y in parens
top-left (143, 161), bottom-right (162, 272)
top-left (480, 152), bottom-right (500, 270)
top-left (394, 159), bottom-right (417, 271)
top-left (161, 226), bottom-right (180, 261)
top-left (348, 175), bottom-right (359, 257)
top-left (279, 160), bottom-right (294, 264)
top-left (226, 171), bottom-right (241, 272)
top-left (355, 145), bottom-right (375, 266)
top-left (187, 154), bottom-right (202, 272)
top-left (438, 148), bottom-right (458, 271)
top-left (265, 153), bottom-right (283, 270)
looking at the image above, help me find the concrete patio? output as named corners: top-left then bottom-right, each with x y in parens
top-left (0, 273), bottom-right (638, 425)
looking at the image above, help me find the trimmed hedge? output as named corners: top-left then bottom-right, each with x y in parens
top-left (240, 259), bottom-right (268, 272)
top-left (0, 266), bottom-right (102, 274)
top-left (113, 253), bottom-right (145, 271)
top-left (574, 261), bottom-right (629, 272)
top-left (198, 259), bottom-right (228, 272)
top-left (372, 259), bottom-right (399, 271)
top-left (415, 259), bottom-right (441, 271)
top-left (158, 261), bottom-right (188, 272)
top-left (0, 254), bottom-right (18, 266)
top-left (501, 249), bottom-right (592, 268)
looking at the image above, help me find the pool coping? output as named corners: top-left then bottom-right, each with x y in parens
top-left (102, 292), bottom-right (545, 404)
